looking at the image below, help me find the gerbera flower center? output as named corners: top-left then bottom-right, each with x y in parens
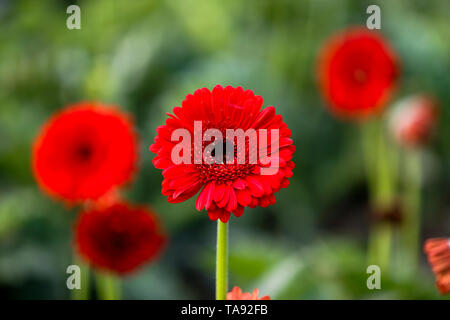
top-left (353, 68), bottom-right (368, 83)
top-left (109, 232), bottom-right (130, 252)
top-left (210, 140), bottom-right (235, 161)
top-left (198, 162), bottom-right (254, 184)
top-left (75, 144), bottom-right (93, 162)
top-left (197, 133), bottom-right (255, 184)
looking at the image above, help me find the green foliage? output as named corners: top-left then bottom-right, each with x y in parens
top-left (0, 0), bottom-right (449, 299)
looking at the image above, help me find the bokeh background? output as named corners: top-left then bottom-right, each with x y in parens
top-left (1, 0), bottom-right (450, 299)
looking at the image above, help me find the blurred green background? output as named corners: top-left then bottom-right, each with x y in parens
top-left (0, 0), bottom-right (449, 299)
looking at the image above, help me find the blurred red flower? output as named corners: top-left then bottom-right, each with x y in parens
top-left (227, 286), bottom-right (270, 300)
top-left (390, 95), bottom-right (438, 148)
top-left (318, 28), bottom-right (399, 119)
top-left (75, 202), bottom-right (166, 275)
top-left (424, 238), bottom-right (450, 295)
top-left (150, 85), bottom-right (295, 223)
top-left (32, 103), bottom-right (137, 203)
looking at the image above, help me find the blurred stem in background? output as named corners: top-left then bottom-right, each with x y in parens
top-left (216, 221), bottom-right (228, 300)
top-left (362, 118), bottom-right (398, 272)
top-left (400, 149), bottom-right (422, 275)
top-left (95, 272), bottom-right (121, 300)
top-left (71, 255), bottom-right (90, 300)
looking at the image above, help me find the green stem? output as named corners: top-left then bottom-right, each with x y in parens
top-left (362, 118), bottom-right (397, 271)
top-left (71, 255), bottom-right (90, 300)
top-left (361, 121), bottom-right (377, 200)
top-left (401, 149), bottom-right (422, 274)
top-left (216, 220), bottom-right (228, 300)
top-left (374, 122), bottom-right (396, 208)
top-left (95, 272), bottom-right (121, 300)
top-left (368, 222), bottom-right (393, 270)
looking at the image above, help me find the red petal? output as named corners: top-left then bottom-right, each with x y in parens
top-left (236, 188), bottom-right (252, 206)
top-left (217, 185), bottom-right (231, 208)
top-left (233, 205), bottom-right (244, 217)
top-left (213, 183), bottom-right (227, 202)
top-left (195, 183), bottom-right (214, 211)
top-left (219, 211), bottom-right (231, 223)
top-left (246, 176), bottom-right (264, 197)
top-left (226, 188), bottom-right (238, 212)
top-left (232, 178), bottom-right (247, 190)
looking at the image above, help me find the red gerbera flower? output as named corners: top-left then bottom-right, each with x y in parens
top-left (227, 286), bottom-right (270, 300)
top-left (32, 102), bottom-right (137, 203)
top-left (75, 202), bottom-right (166, 275)
top-left (390, 95), bottom-right (438, 148)
top-left (318, 27), bottom-right (399, 119)
top-left (150, 85), bottom-right (295, 223)
top-left (424, 238), bottom-right (450, 295)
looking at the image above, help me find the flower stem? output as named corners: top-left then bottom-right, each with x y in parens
top-left (401, 149), bottom-right (422, 275)
top-left (95, 272), bottom-right (121, 300)
top-left (362, 118), bottom-right (397, 271)
top-left (368, 222), bottom-right (393, 270)
top-left (71, 255), bottom-right (90, 300)
top-left (216, 220), bottom-right (228, 300)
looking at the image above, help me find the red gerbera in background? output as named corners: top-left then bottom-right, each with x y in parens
top-left (424, 238), bottom-right (450, 295)
top-left (33, 102), bottom-right (137, 203)
top-left (75, 202), bottom-right (166, 275)
top-left (390, 95), bottom-right (438, 148)
top-left (318, 28), bottom-right (399, 119)
top-left (150, 85), bottom-right (295, 223)
top-left (227, 286), bottom-right (270, 300)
